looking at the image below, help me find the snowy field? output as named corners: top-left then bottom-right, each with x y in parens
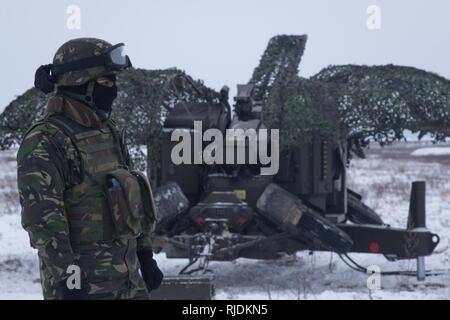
top-left (0, 141), bottom-right (449, 300)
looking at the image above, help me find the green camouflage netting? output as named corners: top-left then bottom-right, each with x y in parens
top-left (251, 35), bottom-right (450, 157)
top-left (112, 68), bottom-right (219, 183)
top-left (312, 65), bottom-right (450, 157)
top-left (0, 88), bottom-right (48, 149)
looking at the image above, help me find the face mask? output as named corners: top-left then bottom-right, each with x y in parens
top-left (92, 76), bottom-right (118, 114)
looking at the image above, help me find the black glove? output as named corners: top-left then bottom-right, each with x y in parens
top-left (56, 276), bottom-right (89, 300)
top-left (34, 64), bottom-right (56, 94)
top-left (137, 249), bottom-right (164, 291)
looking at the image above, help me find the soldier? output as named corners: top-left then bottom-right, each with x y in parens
top-left (17, 38), bottom-right (163, 300)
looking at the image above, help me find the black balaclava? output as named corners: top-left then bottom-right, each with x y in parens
top-left (58, 74), bottom-right (117, 120)
top-left (92, 74), bottom-right (118, 116)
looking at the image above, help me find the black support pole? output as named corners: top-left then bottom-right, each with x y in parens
top-left (408, 181), bottom-right (426, 281)
top-left (408, 181), bottom-right (426, 229)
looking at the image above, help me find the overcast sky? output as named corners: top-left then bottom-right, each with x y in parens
top-left (1, 0), bottom-right (449, 111)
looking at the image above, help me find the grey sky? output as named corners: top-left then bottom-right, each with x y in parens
top-left (1, 0), bottom-right (449, 111)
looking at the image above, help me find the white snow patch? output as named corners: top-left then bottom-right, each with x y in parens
top-left (411, 147), bottom-right (450, 157)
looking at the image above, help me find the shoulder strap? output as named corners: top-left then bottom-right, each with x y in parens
top-left (22, 120), bottom-right (49, 141)
top-left (45, 115), bottom-right (86, 181)
top-left (106, 120), bottom-right (129, 167)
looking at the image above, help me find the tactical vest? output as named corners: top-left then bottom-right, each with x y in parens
top-left (42, 114), bottom-right (156, 246)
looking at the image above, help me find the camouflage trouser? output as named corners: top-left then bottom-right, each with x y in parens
top-left (39, 239), bottom-right (150, 300)
top-left (40, 261), bottom-right (150, 300)
top-left (84, 286), bottom-right (149, 300)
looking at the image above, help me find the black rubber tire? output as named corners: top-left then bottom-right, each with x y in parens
top-left (296, 205), bottom-right (354, 253)
top-left (347, 191), bottom-right (384, 225)
top-left (154, 182), bottom-right (190, 232)
top-left (257, 183), bottom-right (353, 253)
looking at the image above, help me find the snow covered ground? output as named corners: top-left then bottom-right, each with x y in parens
top-left (0, 141), bottom-right (449, 300)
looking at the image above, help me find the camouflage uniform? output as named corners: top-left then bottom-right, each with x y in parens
top-left (18, 38), bottom-right (157, 300)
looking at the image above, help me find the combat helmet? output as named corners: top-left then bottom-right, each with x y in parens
top-left (51, 38), bottom-right (132, 86)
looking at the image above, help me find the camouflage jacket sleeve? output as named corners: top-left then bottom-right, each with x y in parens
top-left (17, 124), bottom-right (75, 282)
top-left (119, 129), bottom-right (154, 253)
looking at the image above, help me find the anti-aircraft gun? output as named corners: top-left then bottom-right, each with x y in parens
top-left (150, 36), bottom-right (441, 297)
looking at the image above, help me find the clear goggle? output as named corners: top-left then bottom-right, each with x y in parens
top-left (106, 43), bottom-right (131, 68)
top-left (52, 43), bottom-right (132, 76)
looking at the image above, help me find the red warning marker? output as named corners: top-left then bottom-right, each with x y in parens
top-left (237, 216), bottom-right (247, 226)
top-left (195, 216), bottom-right (205, 226)
top-left (369, 241), bottom-right (380, 253)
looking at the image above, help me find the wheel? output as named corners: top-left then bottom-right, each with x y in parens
top-left (296, 205), bottom-right (354, 253)
top-left (257, 183), bottom-right (353, 253)
top-left (347, 190), bottom-right (384, 225)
